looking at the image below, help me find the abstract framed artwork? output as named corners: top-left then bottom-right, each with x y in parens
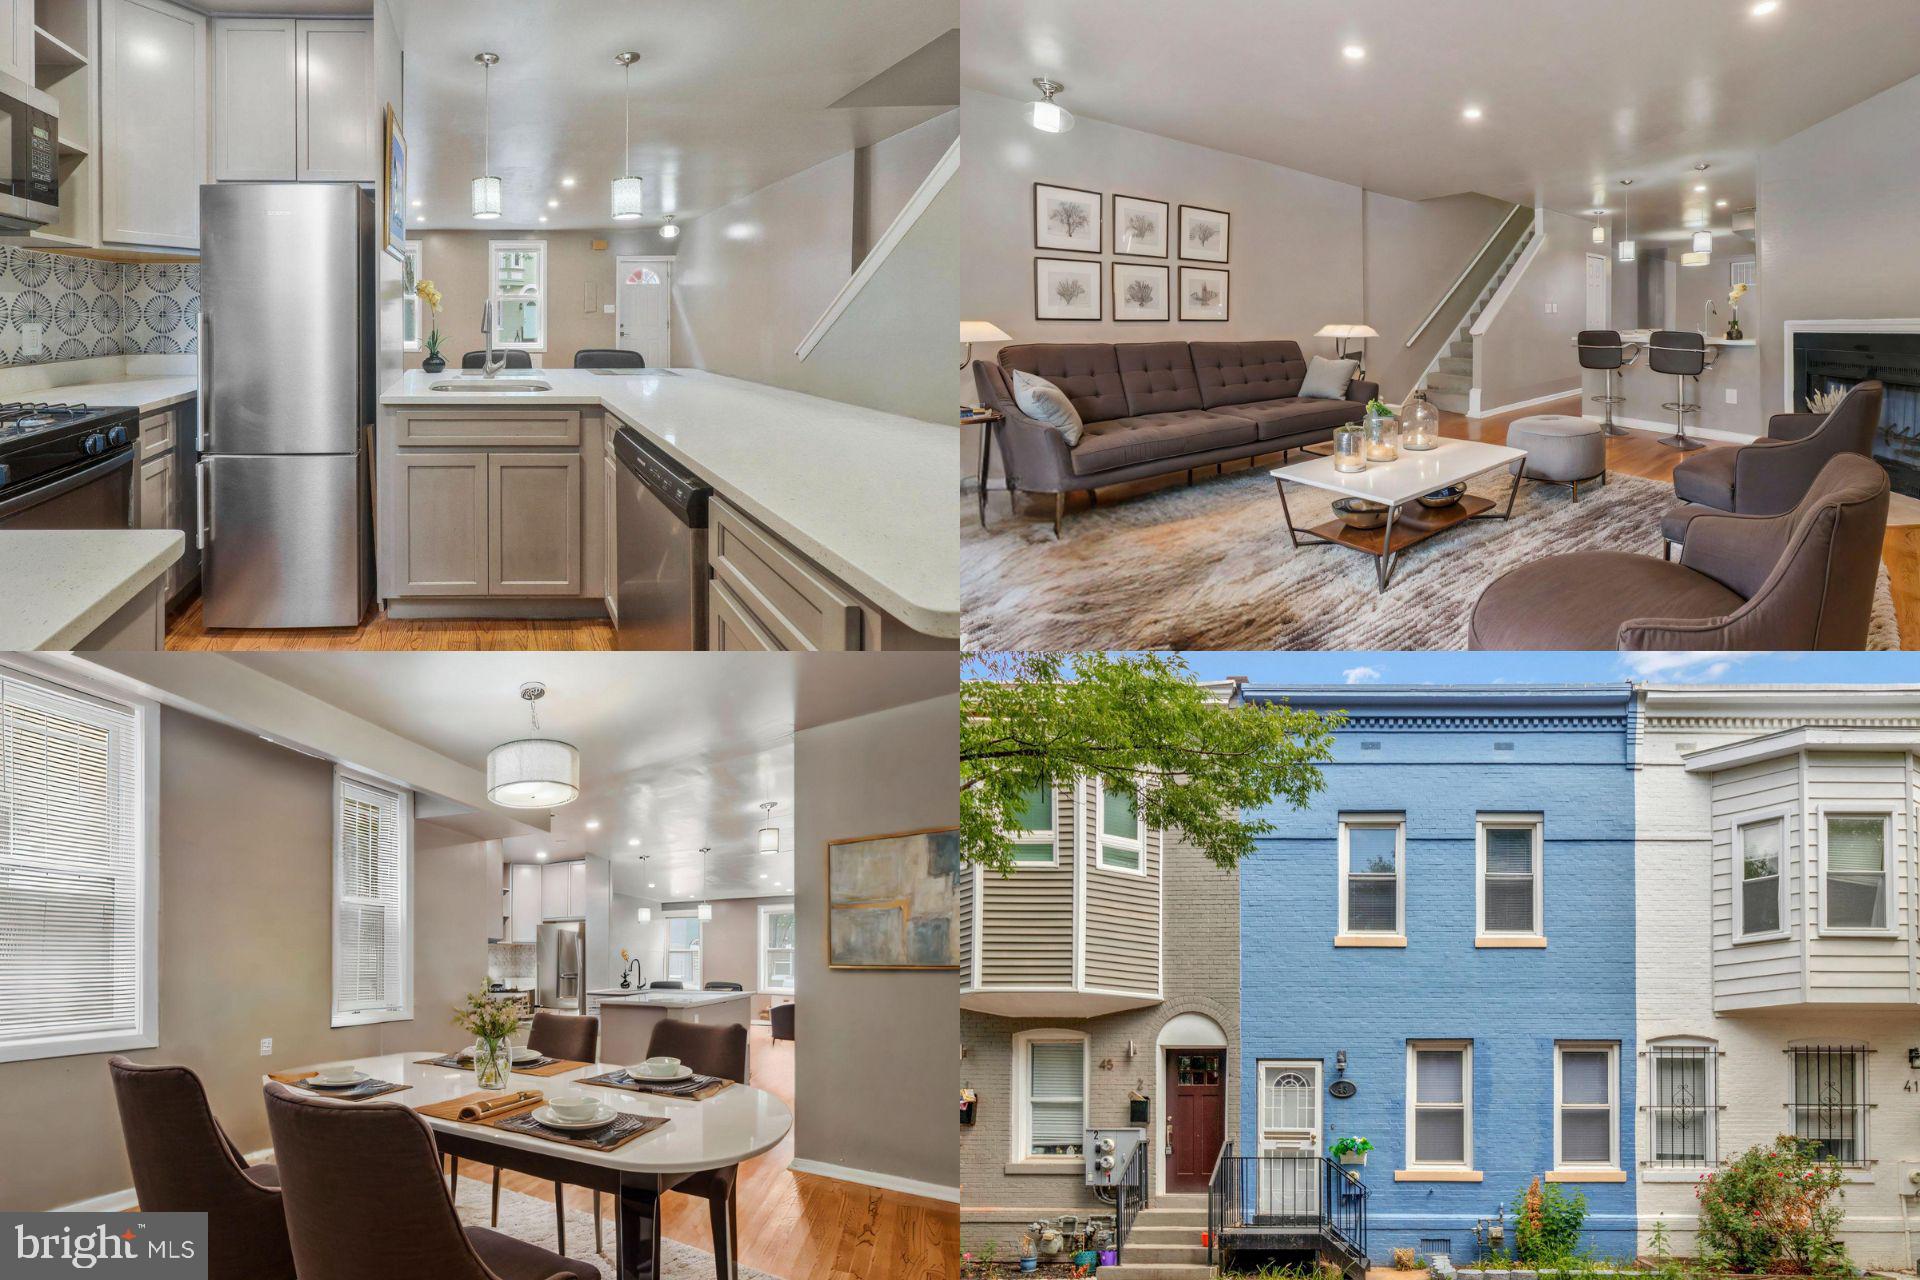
top-left (1035, 256), bottom-right (1102, 321)
top-left (1179, 266), bottom-right (1230, 321)
top-left (1034, 182), bottom-right (1102, 253)
top-left (1113, 262), bottom-right (1170, 322)
top-left (826, 826), bottom-right (960, 970)
top-left (1112, 194), bottom-right (1169, 257)
top-left (1179, 204), bottom-right (1230, 262)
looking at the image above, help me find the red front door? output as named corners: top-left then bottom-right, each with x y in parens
top-left (1167, 1050), bottom-right (1225, 1193)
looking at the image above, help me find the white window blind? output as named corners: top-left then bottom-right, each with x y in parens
top-left (1411, 1044), bottom-right (1468, 1165)
top-left (1737, 818), bottom-right (1784, 937)
top-left (1028, 1040), bottom-right (1085, 1156)
top-left (0, 672), bottom-right (149, 1062)
top-left (1557, 1045), bottom-right (1617, 1167)
top-left (1825, 816), bottom-right (1888, 930)
top-left (760, 906), bottom-right (794, 992)
top-left (667, 917), bottom-right (702, 986)
top-left (1482, 823), bottom-right (1538, 933)
top-left (331, 772), bottom-right (410, 1026)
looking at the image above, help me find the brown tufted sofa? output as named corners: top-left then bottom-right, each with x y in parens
top-left (973, 340), bottom-right (1377, 535)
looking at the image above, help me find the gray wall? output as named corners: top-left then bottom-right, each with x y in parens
top-left (1362, 191), bottom-right (1519, 401)
top-left (1755, 70), bottom-right (1920, 415)
top-left (1475, 209), bottom-right (1588, 412)
top-left (608, 892), bottom-right (668, 989)
top-left (793, 693), bottom-right (959, 1195)
top-left (700, 895), bottom-right (795, 1019)
top-left (1675, 247), bottom-right (1756, 339)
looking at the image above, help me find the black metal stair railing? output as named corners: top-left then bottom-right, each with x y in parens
top-left (1112, 1141), bottom-right (1150, 1264)
top-left (1207, 1149), bottom-right (1369, 1272)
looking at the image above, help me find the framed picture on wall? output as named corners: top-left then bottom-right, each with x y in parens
top-left (826, 827), bottom-right (960, 970)
top-left (1113, 262), bottom-right (1170, 322)
top-left (1179, 267), bottom-right (1230, 321)
top-left (1034, 182), bottom-right (1102, 253)
top-left (1035, 257), bottom-right (1102, 321)
top-left (1179, 204), bottom-right (1230, 262)
top-left (381, 104), bottom-right (408, 263)
top-left (1112, 194), bottom-right (1169, 257)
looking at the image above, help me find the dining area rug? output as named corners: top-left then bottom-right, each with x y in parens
top-left (960, 467), bottom-right (1901, 650)
top-left (456, 1185), bottom-right (779, 1280)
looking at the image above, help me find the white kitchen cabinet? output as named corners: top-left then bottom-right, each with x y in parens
top-left (569, 861), bottom-right (586, 917)
top-left (100, 0), bottom-right (206, 249)
top-left (539, 860), bottom-right (587, 919)
top-left (507, 863), bottom-right (540, 943)
top-left (294, 19), bottom-right (372, 181)
top-left (212, 17), bottom-right (296, 180)
top-left (0, 0), bottom-right (33, 86)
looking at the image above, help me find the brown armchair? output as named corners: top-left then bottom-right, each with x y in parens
top-left (1471, 453), bottom-right (1889, 651)
top-left (1666, 381), bottom-right (1883, 529)
top-left (647, 1020), bottom-right (750, 1280)
top-left (107, 1057), bottom-right (295, 1280)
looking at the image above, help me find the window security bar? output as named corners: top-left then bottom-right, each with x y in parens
top-left (1786, 1045), bottom-right (1873, 1166)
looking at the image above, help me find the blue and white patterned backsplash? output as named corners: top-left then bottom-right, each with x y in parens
top-left (0, 246), bottom-right (199, 366)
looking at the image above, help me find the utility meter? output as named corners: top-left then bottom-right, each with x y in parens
top-left (1084, 1128), bottom-right (1146, 1187)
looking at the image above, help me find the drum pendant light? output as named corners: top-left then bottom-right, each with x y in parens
top-left (471, 54), bottom-right (502, 219)
top-left (487, 682), bottom-right (580, 809)
top-left (1616, 179), bottom-right (1636, 264)
top-left (758, 802), bottom-right (779, 854)
top-left (612, 52), bottom-right (644, 221)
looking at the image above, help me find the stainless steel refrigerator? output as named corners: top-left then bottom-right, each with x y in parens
top-left (197, 182), bottom-right (374, 628)
top-left (537, 920), bottom-right (586, 1014)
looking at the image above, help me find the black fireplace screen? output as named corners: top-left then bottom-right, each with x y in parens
top-left (1792, 330), bottom-right (1920, 498)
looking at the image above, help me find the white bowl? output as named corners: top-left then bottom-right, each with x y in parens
top-left (547, 1092), bottom-right (598, 1121)
top-left (311, 1067), bottom-right (361, 1085)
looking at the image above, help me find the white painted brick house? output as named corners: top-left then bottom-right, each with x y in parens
top-left (1635, 685), bottom-right (1920, 1267)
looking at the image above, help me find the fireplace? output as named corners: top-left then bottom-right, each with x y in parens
top-left (1790, 326), bottom-right (1920, 499)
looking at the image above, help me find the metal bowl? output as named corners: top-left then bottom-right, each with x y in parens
top-left (1332, 497), bottom-right (1389, 530)
top-left (1416, 483), bottom-right (1467, 509)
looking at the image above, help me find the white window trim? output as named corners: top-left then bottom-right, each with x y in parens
top-left (757, 902), bottom-right (795, 994)
top-left (1012, 1028), bottom-right (1090, 1164)
top-left (0, 658), bottom-right (160, 1065)
top-left (487, 238), bottom-right (548, 352)
top-left (1732, 809), bottom-right (1792, 944)
top-left (1008, 781), bottom-right (1059, 868)
top-left (329, 768), bottom-right (413, 1028)
top-left (1405, 1040), bottom-right (1473, 1171)
top-left (1815, 804), bottom-right (1900, 938)
top-left (1474, 812), bottom-right (1545, 942)
top-left (1095, 780), bottom-right (1146, 876)
top-left (1643, 1036), bottom-right (1719, 1176)
top-left (401, 241), bottom-right (423, 352)
top-left (1787, 1041), bottom-right (1871, 1168)
top-left (667, 916), bottom-right (703, 987)
top-left (1553, 1041), bottom-right (1620, 1172)
top-left (1338, 814), bottom-right (1406, 939)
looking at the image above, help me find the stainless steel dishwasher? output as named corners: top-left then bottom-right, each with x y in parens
top-left (613, 425), bottom-right (712, 650)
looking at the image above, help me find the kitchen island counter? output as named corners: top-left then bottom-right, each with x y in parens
top-left (586, 988), bottom-right (755, 1065)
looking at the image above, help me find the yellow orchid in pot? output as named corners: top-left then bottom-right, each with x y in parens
top-left (1726, 281), bottom-right (1748, 342)
top-left (415, 275), bottom-right (447, 372)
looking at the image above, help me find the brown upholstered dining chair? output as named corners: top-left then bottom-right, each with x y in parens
top-left (1666, 380), bottom-right (1884, 532)
top-left (264, 1081), bottom-right (596, 1280)
top-left (107, 1056), bottom-right (295, 1280)
top-left (648, 1020), bottom-right (751, 1280)
top-left (769, 1002), bottom-right (795, 1043)
top-left (461, 349), bottom-right (533, 369)
top-left (1470, 453), bottom-right (1890, 651)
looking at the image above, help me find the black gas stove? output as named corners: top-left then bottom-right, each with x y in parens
top-left (0, 402), bottom-right (139, 500)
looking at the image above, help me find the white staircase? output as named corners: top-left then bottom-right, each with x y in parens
top-left (1420, 222), bottom-right (1536, 415)
top-left (1102, 1194), bottom-right (1213, 1280)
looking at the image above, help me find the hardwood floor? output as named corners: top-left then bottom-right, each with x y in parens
top-left (453, 1025), bottom-right (958, 1280)
top-left (164, 598), bottom-right (615, 651)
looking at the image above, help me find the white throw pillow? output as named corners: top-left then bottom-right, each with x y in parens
top-left (1009, 369), bottom-right (1086, 446)
top-left (1298, 355), bottom-right (1359, 400)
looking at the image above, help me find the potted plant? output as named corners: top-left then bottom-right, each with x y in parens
top-left (1018, 1234), bottom-right (1038, 1273)
top-left (1725, 282), bottom-right (1747, 342)
top-left (453, 988), bottom-right (522, 1089)
top-left (415, 274), bottom-right (447, 372)
top-left (1330, 1135), bottom-right (1374, 1168)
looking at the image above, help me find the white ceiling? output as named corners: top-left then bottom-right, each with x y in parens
top-left (395, 0), bottom-right (957, 231)
top-left (225, 654), bottom-right (955, 901)
top-left (963, 0), bottom-right (1920, 243)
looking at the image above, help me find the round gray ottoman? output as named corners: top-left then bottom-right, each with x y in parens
top-left (1506, 414), bottom-right (1607, 495)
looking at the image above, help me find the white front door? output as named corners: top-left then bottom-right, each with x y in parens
top-left (615, 256), bottom-right (672, 368)
top-left (1257, 1060), bottom-right (1321, 1220)
top-left (1586, 254), bottom-right (1609, 328)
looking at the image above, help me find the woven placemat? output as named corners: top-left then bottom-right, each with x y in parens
top-left (577, 1068), bottom-right (733, 1101)
top-left (414, 1053), bottom-right (585, 1077)
top-left (267, 1070), bottom-right (410, 1102)
top-left (490, 1110), bottom-right (668, 1152)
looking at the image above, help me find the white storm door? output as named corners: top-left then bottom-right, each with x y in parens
top-left (616, 257), bottom-right (672, 368)
top-left (1257, 1060), bottom-right (1321, 1220)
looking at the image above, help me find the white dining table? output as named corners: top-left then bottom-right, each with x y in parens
top-left (267, 1050), bottom-right (792, 1280)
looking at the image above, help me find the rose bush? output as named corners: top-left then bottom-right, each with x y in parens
top-left (1693, 1136), bottom-right (1850, 1274)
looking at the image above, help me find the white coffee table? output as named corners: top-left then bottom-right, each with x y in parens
top-left (1271, 437), bottom-right (1527, 589)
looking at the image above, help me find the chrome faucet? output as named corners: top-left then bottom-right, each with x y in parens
top-left (479, 300), bottom-right (507, 378)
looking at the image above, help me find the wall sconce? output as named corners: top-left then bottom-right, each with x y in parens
top-left (1336, 1050), bottom-right (1348, 1076)
top-left (960, 1088), bottom-right (978, 1126)
top-left (1907, 1047), bottom-right (1918, 1069)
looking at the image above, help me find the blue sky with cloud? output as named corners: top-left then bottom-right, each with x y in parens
top-left (1165, 651), bottom-right (1920, 686)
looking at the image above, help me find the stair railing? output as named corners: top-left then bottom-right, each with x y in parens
top-left (1404, 203), bottom-right (1530, 349)
top-left (1112, 1140), bottom-right (1150, 1264)
top-left (1207, 1150), bottom-right (1369, 1272)
top-left (1206, 1140), bottom-right (1234, 1269)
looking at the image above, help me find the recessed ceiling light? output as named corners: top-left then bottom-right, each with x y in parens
top-left (586, 819), bottom-right (600, 830)
top-left (1715, 199), bottom-right (1729, 208)
top-left (647, 882), bottom-right (656, 889)
top-left (547, 199), bottom-right (559, 209)
top-left (627, 837), bottom-right (640, 847)
top-left (538, 216), bottom-right (548, 223)
top-left (410, 199), bottom-right (421, 207)
top-left (759, 873), bottom-right (767, 880)
top-left (1750, 0), bottom-right (1779, 14)
top-left (536, 850), bottom-right (548, 860)
top-left (414, 215), bottom-right (424, 223)
top-left (1694, 184), bottom-right (1708, 192)
top-left (561, 176), bottom-right (576, 188)
top-left (1342, 44), bottom-right (1366, 61)
top-left (1461, 105), bottom-right (1484, 121)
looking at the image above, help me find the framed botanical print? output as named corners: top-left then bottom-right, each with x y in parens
top-left (1036, 257), bottom-right (1102, 321)
top-left (1112, 194), bottom-right (1169, 257)
top-left (1179, 267), bottom-right (1230, 321)
top-left (1179, 204), bottom-right (1230, 262)
top-left (1034, 182), bottom-right (1102, 253)
top-left (1113, 262), bottom-right (1170, 322)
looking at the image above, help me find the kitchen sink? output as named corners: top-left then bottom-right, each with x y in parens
top-left (428, 379), bottom-right (554, 393)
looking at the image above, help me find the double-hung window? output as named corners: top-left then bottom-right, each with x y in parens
top-left (666, 917), bottom-right (702, 986)
top-left (1017, 1031), bottom-right (1088, 1159)
top-left (0, 667), bottom-right (155, 1064)
top-left (1555, 1043), bottom-right (1619, 1171)
top-left (758, 904), bottom-right (795, 993)
top-left (1340, 816), bottom-right (1404, 938)
top-left (1406, 1041), bottom-right (1471, 1169)
top-left (401, 242), bottom-right (424, 351)
top-left (1477, 814), bottom-right (1543, 940)
top-left (1791, 1045), bottom-right (1868, 1164)
top-left (331, 770), bottom-right (412, 1027)
top-left (1822, 812), bottom-right (1892, 932)
top-left (1009, 781), bottom-right (1057, 866)
top-left (487, 240), bottom-right (546, 351)
top-left (1647, 1041), bottom-right (1717, 1168)
top-left (1097, 781), bottom-right (1143, 872)
top-left (1735, 816), bottom-right (1787, 939)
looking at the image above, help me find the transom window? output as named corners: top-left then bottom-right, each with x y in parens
top-left (1407, 1042), bottom-right (1471, 1168)
top-left (1477, 814), bottom-right (1543, 937)
top-left (488, 240), bottom-right (546, 351)
top-left (1736, 817), bottom-right (1786, 939)
top-left (1791, 1045), bottom-right (1868, 1164)
top-left (1097, 782), bottom-right (1143, 872)
top-left (1555, 1043), bottom-right (1619, 1170)
top-left (1261, 1063), bottom-right (1318, 1136)
top-left (1340, 817), bottom-right (1404, 935)
top-left (1823, 813), bottom-right (1891, 932)
top-left (1018, 1032), bottom-right (1088, 1158)
top-left (1007, 781), bottom-right (1055, 866)
top-left (1647, 1042), bottom-right (1717, 1167)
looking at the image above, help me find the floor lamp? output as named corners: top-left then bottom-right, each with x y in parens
top-left (961, 320), bottom-right (1012, 370)
top-left (1315, 323), bottom-right (1379, 376)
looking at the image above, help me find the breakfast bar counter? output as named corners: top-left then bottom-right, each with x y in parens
top-left (586, 989), bottom-right (755, 1065)
top-left (1582, 330), bottom-right (1763, 441)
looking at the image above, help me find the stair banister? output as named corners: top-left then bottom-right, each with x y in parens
top-left (1403, 202), bottom-right (1530, 348)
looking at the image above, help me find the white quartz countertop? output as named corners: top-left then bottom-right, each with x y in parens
top-left (379, 368), bottom-right (958, 637)
top-left (0, 530), bottom-right (183, 649)
top-left (1617, 329), bottom-right (1757, 349)
top-left (38, 375), bottom-right (199, 413)
top-left (589, 989), bottom-right (753, 1007)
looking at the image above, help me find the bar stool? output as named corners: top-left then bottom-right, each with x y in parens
top-left (1576, 329), bottom-right (1641, 437)
top-left (1649, 329), bottom-right (1716, 451)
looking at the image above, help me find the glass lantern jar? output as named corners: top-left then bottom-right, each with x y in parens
top-left (1332, 424), bottom-right (1367, 473)
top-left (1364, 410), bottom-right (1399, 463)
top-left (1402, 391), bottom-right (1440, 451)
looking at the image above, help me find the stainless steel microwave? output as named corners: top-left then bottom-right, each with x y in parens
top-left (0, 68), bottom-right (58, 234)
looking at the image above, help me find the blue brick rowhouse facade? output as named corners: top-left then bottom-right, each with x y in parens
top-left (1236, 685), bottom-right (1637, 1264)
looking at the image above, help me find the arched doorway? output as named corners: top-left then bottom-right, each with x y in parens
top-left (1155, 1012), bottom-right (1228, 1194)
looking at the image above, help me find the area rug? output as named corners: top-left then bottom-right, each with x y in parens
top-left (454, 1184), bottom-right (780, 1280)
top-left (960, 468), bottom-right (1901, 650)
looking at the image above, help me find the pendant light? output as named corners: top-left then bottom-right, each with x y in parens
top-left (611, 52), bottom-right (644, 221)
top-left (486, 682), bottom-right (580, 809)
top-left (1028, 78), bottom-right (1074, 133)
top-left (658, 215), bottom-right (679, 240)
top-left (758, 802), bottom-right (779, 854)
top-left (471, 54), bottom-right (502, 220)
top-left (1616, 179), bottom-right (1636, 264)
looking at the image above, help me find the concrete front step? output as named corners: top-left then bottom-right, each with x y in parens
top-left (1129, 1225), bottom-right (1209, 1244)
top-left (1135, 1208), bottom-right (1208, 1228)
top-left (1099, 1266), bottom-right (1214, 1280)
top-left (1123, 1244), bottom-right (1212, 1266)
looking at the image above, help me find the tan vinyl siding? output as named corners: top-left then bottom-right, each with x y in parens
top-left (959, 862), bottom-right (974, 985)
top-left (1710, 756), bottom-right (1804, 1010)
top-left (978, 784), bottom-right (1075, 987)
top-left (1084, 819), bottom-right (1161, 995)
